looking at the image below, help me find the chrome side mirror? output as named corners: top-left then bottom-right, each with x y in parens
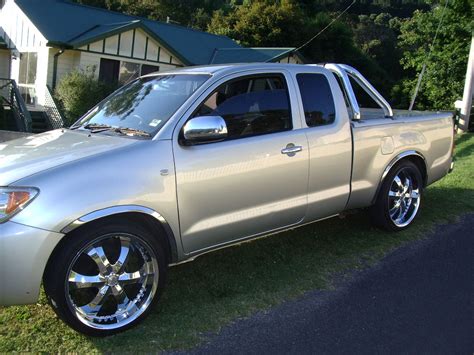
top-left (182, 116), bottom-right (228, 144)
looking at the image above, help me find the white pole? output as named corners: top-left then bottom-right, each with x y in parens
top-left (457, 33), bottom-right (473, 132)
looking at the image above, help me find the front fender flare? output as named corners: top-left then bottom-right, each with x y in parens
top-left (60, 205), bottom-right (178, 263)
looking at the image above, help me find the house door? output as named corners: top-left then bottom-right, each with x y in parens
top-left (99, 58), bottom-right (120, 84)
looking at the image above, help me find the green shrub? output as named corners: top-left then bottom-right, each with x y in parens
top-left (54, 66), bottom-right (117, 126)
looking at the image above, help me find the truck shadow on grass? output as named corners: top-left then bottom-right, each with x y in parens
top-left (1, 134), bottom-right (473, 352)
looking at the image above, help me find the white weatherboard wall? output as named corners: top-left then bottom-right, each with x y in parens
top-left (0, 1), bottom-right (185, 108)
top-left (78, 28), bottom-right (183, 70)
top-left (0, 0), bottom-right (47, 49)
top-left (0, 0), bottom-right (49, 105)
top-left (46, 49), bottom-right (80, 87)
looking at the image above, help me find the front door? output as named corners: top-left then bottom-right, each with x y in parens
top-left (173, 73), bottom-right (309, 254)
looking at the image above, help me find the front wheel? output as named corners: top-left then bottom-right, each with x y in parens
top-left (370, 160), bottom-right (423, 231)
top-left (44, 221), bottom-right (167, 336)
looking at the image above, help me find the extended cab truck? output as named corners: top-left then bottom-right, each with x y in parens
top-left (0, 63), bottom-right (454, 335)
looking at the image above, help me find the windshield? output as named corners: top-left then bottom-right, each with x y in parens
top-left (72, 74), bottom-right (210, 136)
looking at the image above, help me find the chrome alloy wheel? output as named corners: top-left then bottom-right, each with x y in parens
top-left (388, 168), bottom-right (421, 228)
top-left (65, 233), bottom-right (159, 330)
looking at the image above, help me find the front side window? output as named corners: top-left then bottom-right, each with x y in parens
top-left (74, 74), bottom-right (210, 136)
top-left (193, 74), bottom-right (292, 140)
top-left (296, 73), bottom-right (336, 127)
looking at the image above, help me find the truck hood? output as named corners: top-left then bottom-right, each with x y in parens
top-left (0, 129), bottom-right (138, 185)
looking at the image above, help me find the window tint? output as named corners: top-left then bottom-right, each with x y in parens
top-left (194, 75), bottom-right (292, 140)
top-left (296, 74), bottom-right (336, 127)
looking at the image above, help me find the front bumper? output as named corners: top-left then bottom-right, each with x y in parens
top-left (0, 221), bottom-right (64, 305)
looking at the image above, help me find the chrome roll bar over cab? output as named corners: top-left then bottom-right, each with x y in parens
top-left (323, 63), bottom-right (394, 120)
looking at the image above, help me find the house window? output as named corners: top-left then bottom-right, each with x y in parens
top-left (119, 61), bottom-right (140, 84)
top-left (18, 52), bottom-right (38, 105)
top-left (141, 64), bottom-right (159, 76)
top-left (99, 58), bottom-right (120, 84)
top-left (18, 52), bottom-right (37, 85)
top-left (99, 58), bottom-right (160, 85)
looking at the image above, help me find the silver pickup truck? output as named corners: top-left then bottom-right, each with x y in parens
top-left (0, 63), bottom-right (454, 335)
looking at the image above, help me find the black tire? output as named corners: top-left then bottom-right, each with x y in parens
top-left (370, 160), bottom-right (423, 231)
top-left (43, 219), bottom-right (168, 336)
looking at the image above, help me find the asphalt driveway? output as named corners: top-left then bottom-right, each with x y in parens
top-left (186, 214), bottom-right (474, 354)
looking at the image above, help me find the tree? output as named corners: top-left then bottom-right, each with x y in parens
top-left (207, 2), bottom-right (390, 96)
top-left (76, 0), bottom-right (230, 27)
top-left (208, 0), bottom-right (305, 47)
top-left (394, 0), bottom-right (473, 110)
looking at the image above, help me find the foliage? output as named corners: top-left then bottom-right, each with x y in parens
top-left (394, 0), bottom-right (473, 110)
top-left (54, 67), bottom-right (117, 126)
top-left (207, 1), bottom-right (389, 97)
top-left (1, 132), bottom-right (473, 351)
top-left (72, 0), bottom-right (470, 110)
top-left (76, 0), bottom-right (231, 26)
top-left (208, 0), bottom-right (305, 47)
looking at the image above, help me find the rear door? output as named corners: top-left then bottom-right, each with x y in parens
top-left (172, 71), bottom-right (309, 254)
top-left (294, 71), bottom-right (353, 221)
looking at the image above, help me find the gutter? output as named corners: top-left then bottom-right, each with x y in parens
top-left (52, 49), bottom-right (65, 91)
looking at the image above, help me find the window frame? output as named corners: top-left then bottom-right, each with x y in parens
top-left (180, 72), bottom-right (295, 144)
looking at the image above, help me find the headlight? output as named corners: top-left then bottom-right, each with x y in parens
top-left (0, 187), bottom-right (39, 223)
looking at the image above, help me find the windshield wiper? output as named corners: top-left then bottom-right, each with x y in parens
top-left (79, 123), bottom-right (151, 137)
top-left (82, 123), bottom-right (113, 132)
top-left (112, 127), bottom-right (152, 138)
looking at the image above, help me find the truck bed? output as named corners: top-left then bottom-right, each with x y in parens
top-left (347, 107), bottom-right (454, 210)
top-left (358, 107), bottom-right (454, 123)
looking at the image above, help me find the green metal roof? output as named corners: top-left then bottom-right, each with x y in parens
top-left (14, 0), bottom-right (305, 65)
top-left (15, 0), bottom-right (242, 65)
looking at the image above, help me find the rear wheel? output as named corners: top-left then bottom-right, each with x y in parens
top-left (44, 221), bottom-right (167, 336)
top-left (370, 160), bottom-right (423, 231)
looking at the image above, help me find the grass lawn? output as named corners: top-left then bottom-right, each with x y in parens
top-left (1, 133), bottom-right (473, 352)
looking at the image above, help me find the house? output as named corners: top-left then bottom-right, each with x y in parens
top-left (0, 0), bottom-right (305, 131)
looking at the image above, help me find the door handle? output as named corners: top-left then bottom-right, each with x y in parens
top-left (281, 144), bottom-right (303, 156)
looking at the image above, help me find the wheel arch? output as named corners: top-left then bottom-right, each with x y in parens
top-left (373, 150), bottom-right (427, 204)
top-left (56, 206), bottom-right (179, 264)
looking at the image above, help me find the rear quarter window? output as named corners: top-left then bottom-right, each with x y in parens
top-left (296, 74), bottom-right (336, 127)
